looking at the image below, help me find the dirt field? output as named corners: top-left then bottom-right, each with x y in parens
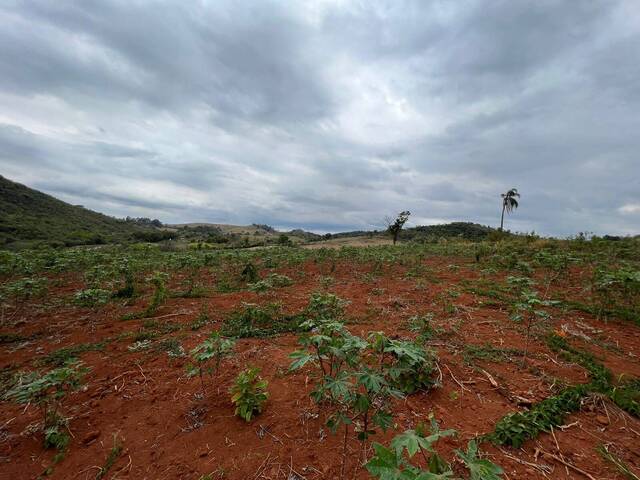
top-left (1, 244), bottom-right (639, 480)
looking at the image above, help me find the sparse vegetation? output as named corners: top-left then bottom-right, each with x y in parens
top-left (3, 362), bottom-right (87, 452)
top-left (1, 229), bottom-right (639, 478)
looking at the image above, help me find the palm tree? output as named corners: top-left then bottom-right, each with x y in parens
top-left (499, 188), bottom-right (520, 231)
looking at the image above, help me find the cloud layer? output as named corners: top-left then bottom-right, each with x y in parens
top-left (1, 1), bottom-right (639, 235)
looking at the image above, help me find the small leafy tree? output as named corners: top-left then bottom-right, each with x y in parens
top-left (240, 262), bottom-right (259, 283)
top-left (277, 234), bottom-right (291, 246)
top-left (387, 211), bottom-right (411, 245)
top-left (499, 188), bottom-right (519, 231)
top-left (176, 255), bottom-right (206, 297)
top-left (3, 362), bottom-right (88, 450)
top-left (230, 367), bottom-right (268, 422)
top-left (187, 331), bottom-right (235, 393)
top-left (407, 313), bottom-right (437, 343)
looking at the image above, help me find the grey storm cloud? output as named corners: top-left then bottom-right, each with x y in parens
top-left (1, 0), bottom-right (639, 236)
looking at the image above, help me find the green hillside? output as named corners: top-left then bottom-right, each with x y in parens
top-left (402, 222), bottom-right (497, 241)
top-left (0, 175), bottom-right (150, 248)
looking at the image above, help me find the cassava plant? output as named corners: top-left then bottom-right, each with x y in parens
top-left (367, 420), bottom-right (503, 480)
top-left (143, 271), bottom-right (169, 317)
top-left (592, 267), bottom-right (640, 320)
top-left (1, 276), bottom-right (48, 320)
top-left (73, 288), bottom-right (111, 309)
top-left (3, 362), bottom-right (88, 451)
top-left (290, 325), bottom-right (440, 474)
top-left (187, 331), bottom-right (235, 393)
top-left (510, 290), bottom-right (556, 367)
top-left (368, 331), bottom-right (439, 394)
top-left (113, 258), bottom-right (136, 298)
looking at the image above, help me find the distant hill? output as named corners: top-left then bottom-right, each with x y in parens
top-left (0, 174), bottom-right (503, 250)
top-left (317, 222), bottom-right (498, 242)
top-left (402, 222), bottom-right (497, 241)
top-left (166, 222), bottom-right (320, 245)
top-left (0, 175), bottom-right (159, 248)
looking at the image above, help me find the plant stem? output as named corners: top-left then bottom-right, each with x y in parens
top-left (340, 423), bottom-right (349, 479)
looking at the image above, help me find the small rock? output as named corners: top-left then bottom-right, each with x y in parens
top-left (596, 415), bottom-right (609, 426)
top-left (82, 430), bottom-right (101, 445)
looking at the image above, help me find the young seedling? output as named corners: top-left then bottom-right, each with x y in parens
top-left (187, 331), bottom-right (235, 394)
top-left (95, 433), bottom-right (124, 480)
top-left (510, 291), bottom-right (555, 367)
top-left (230, 367), bottom-right (268, 422)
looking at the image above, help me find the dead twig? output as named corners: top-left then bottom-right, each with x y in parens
top-left (144, 310), bottom-right (191, 321)
top-left (480, 369), bottom-right (498, 388)
top-left (550, 426), bottom-right (569, 476)
top-left (498, 448), bottom-right (552, 476)
top-left (443, 364), bottom-right (472, 393)
top-left (253, 452), bottom-right (272, 479)
top-left (540, 449), bottom-right (597, 480)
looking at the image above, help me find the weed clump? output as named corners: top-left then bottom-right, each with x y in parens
top-left (221, 303), bottom-right (303, 338)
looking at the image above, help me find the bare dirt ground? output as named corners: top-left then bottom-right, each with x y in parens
top-left (1, 256), bottom-right (639, 480)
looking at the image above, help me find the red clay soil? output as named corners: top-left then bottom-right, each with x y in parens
top-left (1, 258), bottom-right (639, 479)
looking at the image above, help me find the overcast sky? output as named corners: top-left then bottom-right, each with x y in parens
top-left (1, 1), bottom-right (639, 236)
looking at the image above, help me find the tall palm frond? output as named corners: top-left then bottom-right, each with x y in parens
top-left (502, 188), bottom-right (520, 213)
top-left (499, 188), bottom-right (520, 231)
